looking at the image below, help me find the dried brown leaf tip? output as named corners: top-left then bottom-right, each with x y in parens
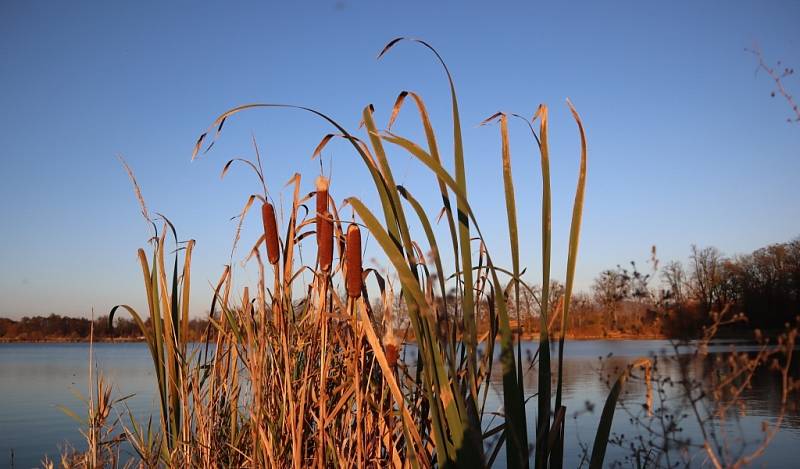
top-left (261, 202), bottom-right (280, 265)
top-left (316, 176), bottom-right (333, 272)
top-left (346, 224), bottom-right (363, 298)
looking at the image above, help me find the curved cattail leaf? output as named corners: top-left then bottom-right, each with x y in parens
top-left (478, 111), bottom-right (505, 126)
top-left (154, 213), bottom-right (178, 245)
top-left (311, 134), bottom-right (336, 160)
top-left (377, 37), bottom-right (405, 59)
top-left (261, 202), bottom-right (280, 265)
top-left (220, 158), bottom-right (264, 185)
top-left (346, 224), bottom-right (363, 298)
top-left (294, 230), bottom-right (316, 243)
top-left (311, 133), bottom-right (378, 168)
top-left (510, 113), bottom-right (542, 147)
top-left (387, 91), bottom-right (409, 130)
top-left (192, 132), bottom-right (207, 160)
top-left (356, 104), bottom-right (376, 129)
top-left (289, 265), bottom-right (315, 284)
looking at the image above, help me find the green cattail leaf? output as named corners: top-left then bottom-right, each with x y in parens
top-left (534, 104), bottom-right (552, 469)
top-left (554, 100), bottom-right (588, 468)
top-left (590, 359), bottom-right (650, 469)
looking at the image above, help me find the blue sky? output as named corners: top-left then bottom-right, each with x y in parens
top-left (1, 1), bottom-right (798, 318)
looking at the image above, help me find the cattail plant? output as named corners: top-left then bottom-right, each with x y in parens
top-left (261, 202), bottom-right (280, 265)
top-left (316, 176), bottom-right (333, 272)
top-left (345, 223), bottom-right (363, 298)
top-left (96, 36), bottom-right (671, 469)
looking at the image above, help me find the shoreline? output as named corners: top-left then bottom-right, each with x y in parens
top-left (0, 337), bottom-right (146, 344)
top-left (0, 334), bottom-right (678, 344)
top-left (3, 328), bottom-right (765, 344)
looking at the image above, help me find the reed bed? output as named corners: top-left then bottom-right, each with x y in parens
top-left (94, 38), bottom-right (653, 469)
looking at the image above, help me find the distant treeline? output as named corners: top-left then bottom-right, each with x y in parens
top-left (659, 237), bottom-right (800, 334)
top-left (474, 236), bottom-right (800, 339)
top-left (570, 236), bottom-right (800, 338)
top-left (0, 314), bottom-right (210, 341)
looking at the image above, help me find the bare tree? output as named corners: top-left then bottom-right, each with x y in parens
top-left (661, 260), bottom-right (687, 305)
top-left (747, 45), bottom-right (800, 124)
top-left (688, 245), bottom-right (726, 313)
top-left (593, 269), bottom-right (627, 328)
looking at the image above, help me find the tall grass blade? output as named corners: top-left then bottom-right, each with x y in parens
top-left (534, 104), bottom-right (552, 469)
top-left (552, 99), bottom-right (588, 468)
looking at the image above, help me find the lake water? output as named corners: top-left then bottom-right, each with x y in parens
top-left (1, 341), bottom-right (798, 468)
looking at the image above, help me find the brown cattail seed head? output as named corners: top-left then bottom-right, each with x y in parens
top-left (384, 343), bottom-right (399, 369)
top-left (345, 224), bottom-right (363, 298)
top-left (317, 215), bottom-right (333, 271)
top-left (261, 202), bottom-right (280, 265)
top-left (316, 176), bottom-right (333, 272)
top-left (315, 176), bottom-right (329, 215)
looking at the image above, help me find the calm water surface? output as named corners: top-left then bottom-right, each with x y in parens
top-left (1, 341), bottom-right (798, 468)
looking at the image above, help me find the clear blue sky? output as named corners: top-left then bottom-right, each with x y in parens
top-left (1, 1), bottom-right (798, 318)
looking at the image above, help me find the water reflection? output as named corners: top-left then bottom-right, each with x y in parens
top-left (474, 340), bottom-right (800, 467)
top-left (0, 341), bottom-right (797, 468)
